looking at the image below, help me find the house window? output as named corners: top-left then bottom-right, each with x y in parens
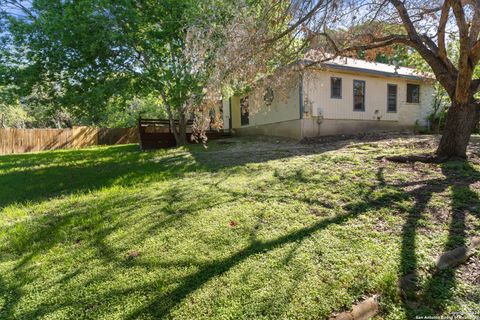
top-left (387, 84), bottom-right (397, 112)
top-left (240, 96), bottom-right (249, 126)
top-left (353, 80), bottom-right (365, 111)
top-left (331, 77), bottom-right (342, 99)
top-left (407, 84), bottom-right (420, 103)
top-left (264, 87), bottom-right (274, 106)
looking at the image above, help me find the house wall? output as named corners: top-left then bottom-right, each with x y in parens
top-left (222, 99), bottom-right (230, 130)
top-left (301, 118), bottom-right (413, 137)
top-left (235, 119), bottom-right (303, 140)
top-left (303, 69), bottom-right (433, 126)
top-left (228, 68), bottom-right (434, 140)
top-left (230, 77), bottom-right (301, 131)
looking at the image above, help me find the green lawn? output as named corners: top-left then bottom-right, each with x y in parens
top-left (0, 135), bottom-right (479, 319)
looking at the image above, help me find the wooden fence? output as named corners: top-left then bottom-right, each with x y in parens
top-left (0, 126), bottom-right (139, 155)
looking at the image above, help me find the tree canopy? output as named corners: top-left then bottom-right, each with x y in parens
top-left (1, 0), bottom-right (479, 157)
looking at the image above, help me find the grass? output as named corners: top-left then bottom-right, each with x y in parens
top-left (0, 135), bottom-right (479, 319)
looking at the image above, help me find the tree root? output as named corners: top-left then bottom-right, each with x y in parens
top-left (377, 154), bottom-right (467, 163)
top-left (329, 295), bottom-right (380, 320)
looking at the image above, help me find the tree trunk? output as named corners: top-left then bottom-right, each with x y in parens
top-left (166, 108), bottom-right (188, 147)
top-left (176, 112), bottom-right (187, 147)
top-left (436, 102), bottom-right (479, 160)
top-left (164, 101), bottom-right (188, 147)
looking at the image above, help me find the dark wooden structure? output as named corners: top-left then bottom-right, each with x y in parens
top-left (138, 118), bottom-right (231, 150)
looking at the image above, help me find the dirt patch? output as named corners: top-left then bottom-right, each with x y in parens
top-left (381, 154), bottom-right (440, 163)
top-left (458, 255), bottom-right (480, 286)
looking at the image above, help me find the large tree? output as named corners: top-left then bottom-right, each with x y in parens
top-left (293, 0), bottom-right (480, 160)
top-left (0, 0), bottom-right (316, 145)
top-left (208, 0), bottom-right (480, 160)
top-left (4, 0), bottom-right (476, 155)
top-left (0, 0), bottom-right (238, 145)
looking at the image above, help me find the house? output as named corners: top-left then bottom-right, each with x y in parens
top-left (221, 57), bottom-right (434, 139)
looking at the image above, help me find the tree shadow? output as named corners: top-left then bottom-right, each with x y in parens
top-left (124, 209), bottom-right (363, 320)
top-left (1, 150), bottom-right (380, 319)
top-left (0, 145), bottom-right (200, 208)
top-left (3, 135), bottom-right (479, 318)
top-left (0, 135), bottom-right (366, 208)
top-left (373, 160), bottom-right (480, 317)
top-left (418, 163), bottom-right (480, 315)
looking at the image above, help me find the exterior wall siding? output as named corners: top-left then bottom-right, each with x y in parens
top-left (301, 118), bottom-right (414, 138)
top-left (398, 84), bottom-right (434, 127)
top-left (235, 119), bottom-right (303, 140)
top-left (227, 68), bottom-right (434, 140)
top-left (230, 77), bottom-right (300, 129)
top-left (303, 69), bottom-right (433, 126)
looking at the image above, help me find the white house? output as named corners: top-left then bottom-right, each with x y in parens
top-left (221, 57), bottom-right (434, 140)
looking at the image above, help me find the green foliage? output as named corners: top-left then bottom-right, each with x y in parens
top-left (99, 94), bottom-right (167, 128)
top-left (0, 0), bottom-right (236, 127)
top-left (0, 103), bottom-right (31, 128)
top-left (0, 85), bottom-right (30, 127)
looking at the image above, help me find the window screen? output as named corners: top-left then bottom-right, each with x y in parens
top-left (353, 80), bottom-right (365, 111)
top-left (240, 96), bottom-right (249, 126)
top-left (387, 84), bottom-right (397, 112)
top-left (407, 84), bottom-right (420, 103)
top-left (331, 77), bottom-right (342, 99)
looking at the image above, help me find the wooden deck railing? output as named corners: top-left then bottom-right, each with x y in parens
top-left (138, 118), bottom-right (231, 150)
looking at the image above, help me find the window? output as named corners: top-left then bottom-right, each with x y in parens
top-left (331, 77), bottom-right (342, 99)
top-left (387, 84), bottom-right (397, 112)
top-left (353, 80), bottom-right (365, 111)
top-left (240, 96), bottom-right (249, 126)
top-left (264, 87), bottom-right (274, 106)
top-left (407, 84), bottom-right (420, 103)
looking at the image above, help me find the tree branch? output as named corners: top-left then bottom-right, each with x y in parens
top-left (468, 0), bottom-right (480, 46)
top-left (265, 0), bottom-right (326, 44)
top-left (388, 0), bottom-right (457, 97)
top-left (450, 0), bottom-right (474, 103)
top-left (438, 1), bottom-right (450, 65)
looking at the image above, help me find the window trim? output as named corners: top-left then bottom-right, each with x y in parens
top-left (406, 83), bottom-right (420, 104)
top-left (387, 84), bottom-right (397, 113)
top-left (330, 77), bottom-right (342, 99)
top-left (353, 80), bottom-right (366, 112)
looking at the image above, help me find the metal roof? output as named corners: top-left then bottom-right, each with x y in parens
top-left (304, 57), bottom-right (433, 81)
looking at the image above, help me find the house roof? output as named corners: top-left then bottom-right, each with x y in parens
top-left (304, 57), bottom-right (433, 82)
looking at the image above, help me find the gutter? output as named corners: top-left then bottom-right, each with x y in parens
top-left (322, 63), bottom-right (427, 81)
top-left (301, 59), bottom-right (432, 82)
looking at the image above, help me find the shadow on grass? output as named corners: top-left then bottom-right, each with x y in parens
top-left (0, 152), bottom-right (374, 319)
top-left (0, 145), bottom-right (199, 208)
top-left (0, 193), bottom-right (354, 319)
top-left (0, 137), bottom-right (355, 208)
top-left (124, 210), bottom-right (362, 320)
top-left (2, 137), bottom-right (480, 319)
top-left (374, 161), bottom-right (480, 317)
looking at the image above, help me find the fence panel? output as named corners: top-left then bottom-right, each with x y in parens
top-left (98, 128), bottom-right (139, 145)
top-left (72, 126), bottom-right (99, 148)
top-left (0, 127), bottom-right (138, 155)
